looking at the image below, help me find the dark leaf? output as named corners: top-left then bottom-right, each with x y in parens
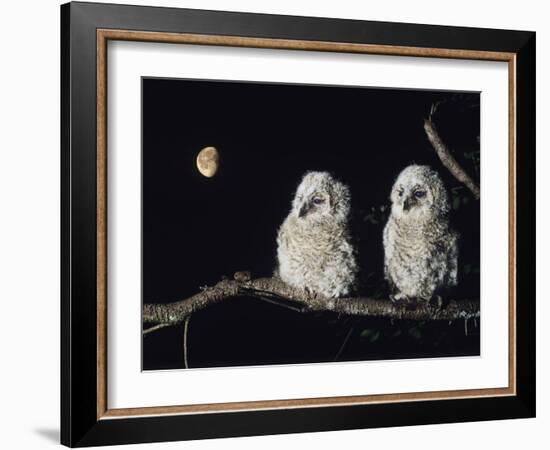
top-left (360, 329), bottom-right (376, 339)
top-left (369, 330), bottom-right (381, 343)
top-left (453, 197), bottom-right (461, 210)
top-left (408, 327), bottom-right (422, 340)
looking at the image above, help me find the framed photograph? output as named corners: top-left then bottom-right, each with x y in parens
top-left (61, 1), bottom-right (535, 447)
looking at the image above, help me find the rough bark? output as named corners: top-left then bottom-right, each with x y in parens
top-left (143, 275), bottom-right (480, 334)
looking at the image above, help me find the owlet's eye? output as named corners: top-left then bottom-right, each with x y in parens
top-left (398, 189), bottom-right (404, 197)
top-left (312, 197), bottom-right (325, 205)
top-left (414, 190), bottom-right (426, 198)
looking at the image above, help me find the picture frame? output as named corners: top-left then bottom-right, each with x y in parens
top-left (61, 1), bottom-right (535, 447)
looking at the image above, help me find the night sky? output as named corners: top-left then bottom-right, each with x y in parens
top-left (142, 78), bottom-right (480, 370)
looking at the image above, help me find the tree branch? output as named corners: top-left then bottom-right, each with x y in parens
top-left (143, 275), bottom-right (480, 334)
top-left (424, 108), bottom-right (480, 200)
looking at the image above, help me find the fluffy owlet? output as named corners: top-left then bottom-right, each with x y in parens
top-left (276, 171), bottom-right (358, 298)
top-left (383, 165), bottom-right (459, 302)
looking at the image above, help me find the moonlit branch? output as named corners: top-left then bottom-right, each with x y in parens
top-left (143, 274), bottom-right (480, 335)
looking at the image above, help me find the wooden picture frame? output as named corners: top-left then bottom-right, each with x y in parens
top-left (61, 1), bottom-right (535, 447)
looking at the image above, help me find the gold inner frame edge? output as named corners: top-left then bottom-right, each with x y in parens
top-left (96, 28), bottom-right (517, 420)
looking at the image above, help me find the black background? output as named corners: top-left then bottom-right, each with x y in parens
top-left (142, 78), bottom-right (480, 370)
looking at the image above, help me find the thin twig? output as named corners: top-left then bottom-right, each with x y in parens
top-left (143, 323), bottom-right (171, 335)
top-left (253, 294), bottom-right (305, 313)
top-left (334, 326), bottom-right (354, 361)
top-left (183, 316), bottom-right (190, 369)
top-left (241, 286), bottom-right (306, 311)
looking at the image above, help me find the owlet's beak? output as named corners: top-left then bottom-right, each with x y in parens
top-left (298, 202), bottom-right (310, 218)
top-left (403, 196), bottom-right (416, 212)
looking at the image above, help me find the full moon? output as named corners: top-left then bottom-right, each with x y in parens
top-left (196, 146), bottom-right (219, 178)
